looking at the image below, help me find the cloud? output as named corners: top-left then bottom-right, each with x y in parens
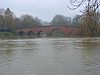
top-left (0, 0), bottom-right (81, 21)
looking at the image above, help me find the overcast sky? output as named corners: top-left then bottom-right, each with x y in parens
top-left (0, 0), bottom-right (82, 21)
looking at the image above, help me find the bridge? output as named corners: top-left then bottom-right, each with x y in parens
top-left (17, 25), bottom-right (78, 37)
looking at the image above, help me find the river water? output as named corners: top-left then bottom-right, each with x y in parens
top-left (0, 38), bottom-right (100, 75)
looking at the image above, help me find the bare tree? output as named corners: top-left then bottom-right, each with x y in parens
top-left (0, 9), bottom-right (5, 30)
top-left (20, 14), bottom-right (42, 28)
top-left (51, 14), bottom-right (70, 25)
top-left (68, 0), bottom-right (100, 38)
top-left (4, 8), bottom-right (16, 31)
top-left (68, 0), bottom-right (100, 10)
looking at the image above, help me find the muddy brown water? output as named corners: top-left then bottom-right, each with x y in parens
top-left (0, 38), bottom-right (100, 75)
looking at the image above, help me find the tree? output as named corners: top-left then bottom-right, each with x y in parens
top-left (71, 15), bottom-right (81, 26)
top-left (20, 14), bottom-right (42, 28)
top-left (4, 8), bottom-right (16, 31)
top-left (34, 17), bottom-right (43, 26)
top-left (66, 17), bottom-right (72, 25)
top-left (0, 8), bottom-right (5, 15)
top-left (51, 14), bottom-right (70, 25)
top-left (0, 9), bottom-right (5, 30)
top-left (68, 0), bottom-right (100, 37)
top-left (15, 18), bottom-right (22, 29)
top-left (80, 7), bottom-right (99, 36)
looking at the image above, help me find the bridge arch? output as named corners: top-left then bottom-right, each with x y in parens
top-left (19, 31), bottom-right (26, 36)
top-left (27, 31), bottom-right (35, 37)
top-left (37, 30), bottom-right (46, 38)
top-left (50, 28), bottom-right (65, 37)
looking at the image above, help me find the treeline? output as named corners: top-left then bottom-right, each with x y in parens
top-left (0, 8), bottom-right (82, 31)
top-left (0, 8), bottom-right (100, 37)
top-left (50, 14), bottom-right (81, 26)
top-left (0, 8), bottom-right (43, 32)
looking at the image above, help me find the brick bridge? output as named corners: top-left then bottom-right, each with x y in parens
top-left (17, 25), bottom-right (77, 37)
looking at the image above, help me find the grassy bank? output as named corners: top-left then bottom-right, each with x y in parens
top-left (0, 32), bottom-right (18, 39)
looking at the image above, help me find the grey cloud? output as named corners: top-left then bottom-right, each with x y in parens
top-left (0, 0), bottom-right (81, 21)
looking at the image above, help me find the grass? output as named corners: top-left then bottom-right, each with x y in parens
top-left (0, 32), bottom-right (17, 39)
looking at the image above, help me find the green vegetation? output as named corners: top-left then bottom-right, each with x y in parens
top-left (0, 32), bottom-right (16, 39)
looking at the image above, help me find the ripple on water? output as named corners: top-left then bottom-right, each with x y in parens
top-left (0, 38), bottom-right (100, 75)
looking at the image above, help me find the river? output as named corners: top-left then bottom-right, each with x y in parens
top-left (0, 38), bottom-right (100, 75)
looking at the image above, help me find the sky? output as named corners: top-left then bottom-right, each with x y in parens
top-left (0, 0), bottom-right (83, 22)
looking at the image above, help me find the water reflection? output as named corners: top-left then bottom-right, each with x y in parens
top-left (0, 38), bottom-right (100, 75)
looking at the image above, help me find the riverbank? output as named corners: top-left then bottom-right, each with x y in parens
top-left (0, 32), bottom-right (100, 39)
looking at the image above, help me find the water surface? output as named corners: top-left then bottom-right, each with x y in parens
top-left (0, 38), bottom-right (100, 75)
